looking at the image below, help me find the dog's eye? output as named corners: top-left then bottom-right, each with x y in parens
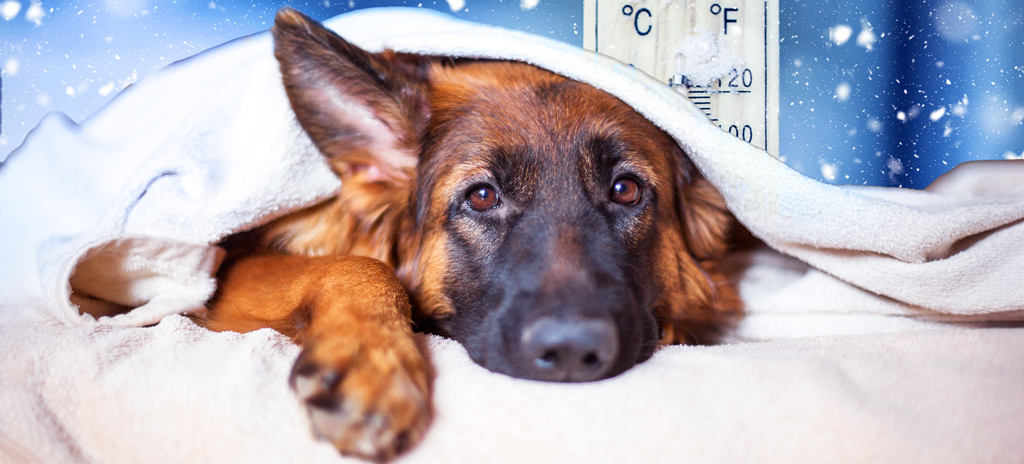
top-left (610, 177), bottom-right (642, 205)
top-left (467, 185), bottom-right (500, 211)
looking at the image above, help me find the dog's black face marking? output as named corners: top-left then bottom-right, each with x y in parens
top-left (416, 64), bottom-right (667, 381)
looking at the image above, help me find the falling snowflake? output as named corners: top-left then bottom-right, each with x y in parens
top-left (98, 82), bottom-right (116, 96)
top-left (835, 82), bottom-right (851, 102)
top-left (829, 24), bottom-right (852, 46)
top-left (2, 57), bottom-right (19, 76)
top-left (24, 0), bottom-right (42, 24)
top-left (446, 0), bottom-right (464, 12)
top-left (856, 18), bottom-right (876, 51)
top-left (820, 163), bottom-right (838, 180)
top-left (520, 0), bottom-right (539, 10)
top-left (1, 0), bottom-right (20, 20)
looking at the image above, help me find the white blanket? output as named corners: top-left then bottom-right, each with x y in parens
top-left (1, 7), bottom-right (1022, 463)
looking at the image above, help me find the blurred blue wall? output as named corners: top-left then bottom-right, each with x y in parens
top-left (782, 0), bottom-right (1024, 187)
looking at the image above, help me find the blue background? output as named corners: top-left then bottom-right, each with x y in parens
top-left (1, 0), bottom-right (1021, 187)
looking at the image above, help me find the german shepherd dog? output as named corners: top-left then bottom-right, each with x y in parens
top-left (203, 8), bottom-right (740, 461)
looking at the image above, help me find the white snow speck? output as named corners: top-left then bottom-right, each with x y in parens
top-left (867, 118), bottom-right (882, 132)
top-left (24, 0), bottom-right (42, 24)
top-left (1012, 107), bottom-right (1024, 125)
top-left (887, 158), bottom-right (904, 175)
top-left (934, 1), bottom-right (976, 42)
top-left (953, 98), bottom-right (969, 116)
top-left (65, 86), bottom-right (75, 97)
top-left (896, 111), bottom-right (906, 121)
top-left (520, 0), bottom-right (539, 10)
top-left (36, 93), bottom-right (51, 107)
top-left (857, 18), bottom-right (876, 51)
top-left (671, 29), bottom-right (744, 86)
top-left (103, 0), bottom-right (147, 18)
top-left (446, 0), bottom-right (464, 12)
top-left (1, 0), bottom-right (20, 20)
top-left (929, 107), bottom-right (946, 121)
top-left (99, 82), bottom-right (115, 96)
top-left (829, 24), bottom-right (852, 46)
top-left (2, 57), bottom-right (18, 76)
top-left (820, 163), bottom-right (838, 180)
top-left (835, 82), bottom-right (851, 102)
top-left (208, 2), bottom-right (216, 9)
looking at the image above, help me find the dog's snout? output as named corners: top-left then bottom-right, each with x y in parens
top-left (519, 316), bottom-right (619, 382)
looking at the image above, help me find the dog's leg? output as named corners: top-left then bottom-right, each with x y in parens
top-left (205, 254), bottom-right (430, 461)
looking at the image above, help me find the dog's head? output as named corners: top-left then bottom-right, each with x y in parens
top-left (266, 8), bottom-right (740, 382)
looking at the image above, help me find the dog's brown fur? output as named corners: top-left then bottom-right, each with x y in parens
top-left (203, 8), bottom-right (740, 461)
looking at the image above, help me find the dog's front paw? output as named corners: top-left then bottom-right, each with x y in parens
top-left (290, 336), bottom-right (431, 461)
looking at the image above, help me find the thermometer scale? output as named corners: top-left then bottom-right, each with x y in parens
top-left (584, 0), bottom-right (780, 156)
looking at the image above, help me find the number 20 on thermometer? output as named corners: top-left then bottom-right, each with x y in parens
top-left (584, 0), bottom-right (779, 156)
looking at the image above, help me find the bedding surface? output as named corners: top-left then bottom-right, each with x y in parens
top-left (2, 297), bottom-right (1022, 463)
top-left (1, 7), bottom-right (1022, 463)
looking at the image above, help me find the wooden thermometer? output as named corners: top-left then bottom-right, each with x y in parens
top-left (584, 0), bottom-right (780, 156)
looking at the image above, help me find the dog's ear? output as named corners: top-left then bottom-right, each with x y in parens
top-left (260, 9), bottom-right (433, 263)
top-left (680, 168), bottom-right (731, 261)
top-left (656, 162), bottom-right (739, 345)
top-left (272, 7), bottom-right (431, 184)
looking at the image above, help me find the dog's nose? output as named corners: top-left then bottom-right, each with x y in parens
top-left (519, 316), bottom-right (619, 382)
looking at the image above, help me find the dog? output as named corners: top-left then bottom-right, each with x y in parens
top-left (202, 8), bottom-right (740, 462)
